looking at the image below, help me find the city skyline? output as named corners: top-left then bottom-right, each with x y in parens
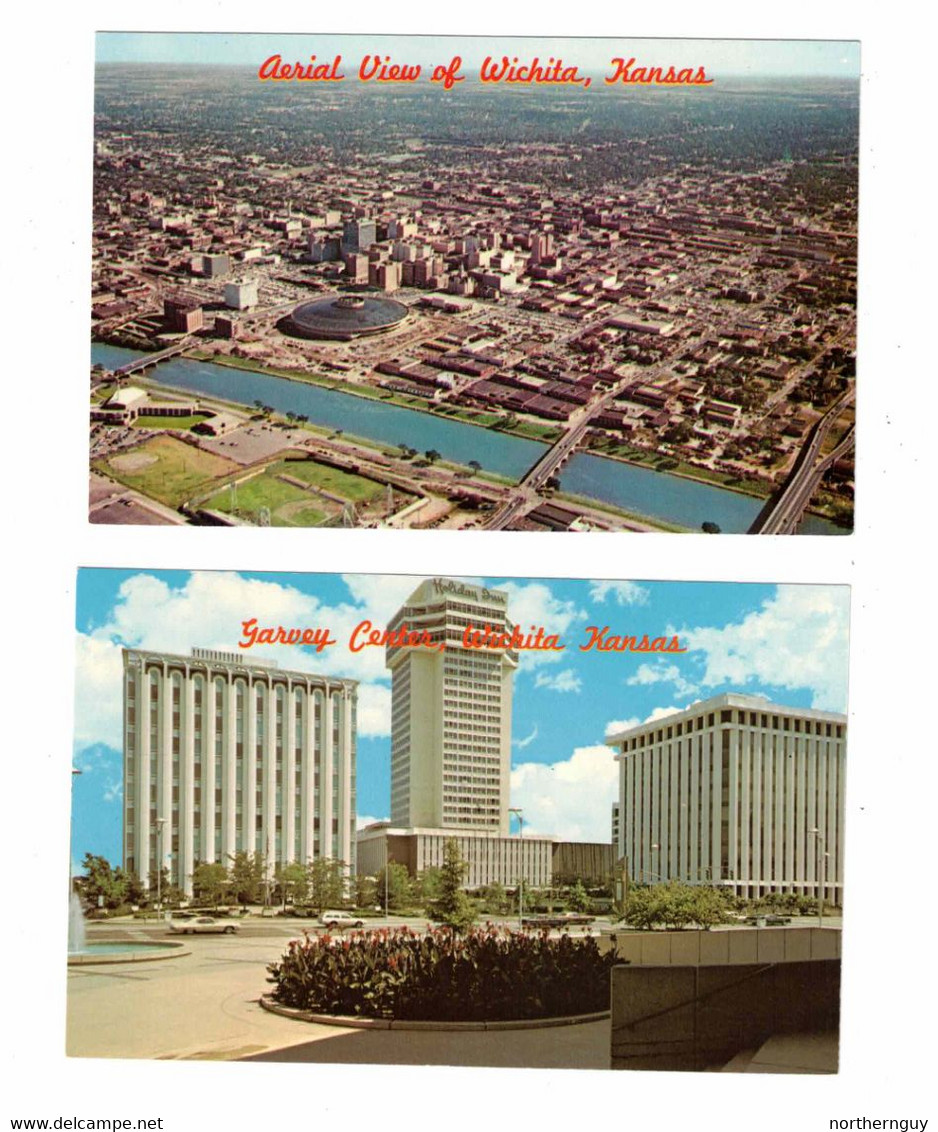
top-left (72, 569), bottom-right (850, 869)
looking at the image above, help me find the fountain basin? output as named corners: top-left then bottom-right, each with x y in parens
top-left (67, 940), bottom-right (188, 965)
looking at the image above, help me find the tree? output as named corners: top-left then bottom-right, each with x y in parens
top-left (702, 521), bottom-right (721, 534)
top-left (467, 459), bottom-right (482, 477)
top-left (116, 867), bottom-right (146, 907)
top-left (428, 839), bottom-right (475, 933)
top-left (354, 873), bottom-right (378, 910)
top-left (416, 867), bottom-right (443, 904)
top-left (274, 861), bottom-right (308, 908)
top-left (77, 853), bottom-right (128, 911)
top-left (623, 881), bottom-right (731, 931)
top-left (567, 880), bottom-right (591, 913)
top-left (228, 851), bottom-right (266, 908)
top-left (478, 881), bottom-right (510, 915)
top-left (306, 858), bottom-right (347, 912)
top-left (425, 449), bottom-right (441, 464)
top-left (376, 862), bottom-right (413, 911)
top-left (191, 862), bottom-right (229, 909)
top-left (147, 865), bottom-right (183, 908)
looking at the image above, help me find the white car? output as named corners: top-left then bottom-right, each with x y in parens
top-left (319, 910), bottom-right (364, 930)
top-left (168, 916), bottom-right (239, 935)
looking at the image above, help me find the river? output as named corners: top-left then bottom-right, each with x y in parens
top-left (92, 343), bottom-right (845, 535)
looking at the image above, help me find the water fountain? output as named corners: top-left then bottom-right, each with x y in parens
top-left (66, 888), bottom-right (187, 965)
top-left (67, 890), bottom-right (86, 954)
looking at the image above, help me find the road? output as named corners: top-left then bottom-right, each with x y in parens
top-left (751, 385), bottom-right (855, 534)
top-left (483, 378), bottom-right (635, 530)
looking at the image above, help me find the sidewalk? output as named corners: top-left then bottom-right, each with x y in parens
top-left (246, 1020), bottom-right (610, 1069)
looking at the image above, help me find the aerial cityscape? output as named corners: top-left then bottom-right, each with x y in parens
top-left (90, 35), bottom-right (858, 533)
top-left (69, 568), bottom-right (849, 1070)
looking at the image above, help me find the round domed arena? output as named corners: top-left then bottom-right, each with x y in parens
top-left (283, 294), bottom-right (409, 341)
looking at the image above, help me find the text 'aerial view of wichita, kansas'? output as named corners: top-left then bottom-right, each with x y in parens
top-left (90, 34), bottom-right (857, 534)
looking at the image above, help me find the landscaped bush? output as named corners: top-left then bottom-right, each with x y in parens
top-left (267, 924), bottom-right (619, 1022)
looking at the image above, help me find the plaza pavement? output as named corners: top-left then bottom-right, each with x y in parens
top-left (67, 916), bottom-right (838, 1069)
top-left (66, 919), bottom-right (610, 1067)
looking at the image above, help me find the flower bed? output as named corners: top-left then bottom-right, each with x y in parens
top-left (266, 924), bottom-right (618, 1022)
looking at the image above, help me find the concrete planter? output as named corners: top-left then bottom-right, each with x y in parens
top-left (259, 995), bottom-right (609, 1032)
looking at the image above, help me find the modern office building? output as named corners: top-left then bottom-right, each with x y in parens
top-left (356, 824), bottom-right (613, 891)
top-left (201, 253), bottom-right (231, 278)
top-left (341, 218), bottom-right (377, 254)
top-left (223, 280), bottom-right (258, 310)
top-left (121, 647), bottom-right (357, 897)
top-left (357, 823), bottom-right (553, 890)
top-left (163, 294), bottom-right (204, 333)
top-left (386, 578), bottom-right (518, 834)
top-left (607, 693), bottom-right (846, 903)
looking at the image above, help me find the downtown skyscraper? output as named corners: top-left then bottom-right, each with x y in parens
top-left (122, 647), bottom-right (357, 896)
top-left (385, 578), bottom-right (518, 834)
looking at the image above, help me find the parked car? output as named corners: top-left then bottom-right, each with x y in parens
top-left (168, 916), bottom-right (239, 935)
top-left (521, 912), bottom-right (595, 930)
top-left (319, 910), bottom-right (364, 930)
top-left (744, 913), bottom-right (791, 926)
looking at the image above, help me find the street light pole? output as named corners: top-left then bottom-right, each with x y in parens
top-left (384, 836), bottom-right (390, 925)
top-left (509, 808), bottom-right (524, 930)
top-left (155, 817), bottom-right (168, 920)
top-left (810, 827), bottom-right (825, 928)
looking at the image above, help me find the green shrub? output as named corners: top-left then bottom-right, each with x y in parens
top-left (267, 924), bottom-right (619, 1021)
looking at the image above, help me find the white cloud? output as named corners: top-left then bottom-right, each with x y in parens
top-left (513, 724), bottom-right (539, 750)
top-left (74, 635), bottom-right (125, 750)
top-left (533, 668), bottom-right (582, 694)
top-left (357, 683), bottom-right (391, 738)
top-left (511, 745), bottom-right (619, 841)
top-left (496, 580), bottom-right (586, 670)
top-left (604, 717), bottom-right (640, 738)
top-left (74, 571), bottom-right (418, 753)
top-left (604, 704), bottom-right (685, 739)
top-left (626, 662), bottom-right (699, 699)
top-left (682, 585), bottom-right (850, 712)
top-left (341, 574), bottom-right (456, 625)
top-left (589, 581), bottom-right (650, 606)
top-left (356, 813), bottom-right (387, 831)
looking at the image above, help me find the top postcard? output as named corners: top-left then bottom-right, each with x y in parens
top-left (90, 34), bottom-right (858, 534)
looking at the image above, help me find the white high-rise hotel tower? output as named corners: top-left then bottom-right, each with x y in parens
top-left (122, 647), bottom-right (357, 896)
top-left (386, 578), bottom-right (518, 835)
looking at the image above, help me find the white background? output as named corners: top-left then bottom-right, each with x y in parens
top-left (3, 2), bottom-right (934, 1129)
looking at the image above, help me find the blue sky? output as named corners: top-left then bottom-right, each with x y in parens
top-left (95, 33), bottom-right (859, 78)
top-left (72, 570), bottom-right (850, 868)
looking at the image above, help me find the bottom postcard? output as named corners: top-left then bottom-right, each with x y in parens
top-left (69, 569), bottom-right (848, 1072)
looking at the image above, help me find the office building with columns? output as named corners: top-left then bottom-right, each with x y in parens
top-left (386, 578), bottom-right (518, 835)
top-left (121, 647), bottom-right (357, 897)
top-left (606, 693), bottom-right (846, 903)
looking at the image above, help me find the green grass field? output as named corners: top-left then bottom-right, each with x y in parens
top-left (95, 435), bottom-right (240, 509)
top-left (280, 459), bottom-right (386, 504)
top-left (203, 473), bottom-right (329, 527)
top-left (132, 413), bottom-right (212, 430)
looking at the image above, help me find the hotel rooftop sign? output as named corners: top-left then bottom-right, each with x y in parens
top-left (430, 578), bottom-right (507, 604)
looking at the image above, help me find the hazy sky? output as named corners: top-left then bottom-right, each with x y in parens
top-left (71, 569), bottom-right (850, 866)
top-left (96, 32), bottom-right (860, 78)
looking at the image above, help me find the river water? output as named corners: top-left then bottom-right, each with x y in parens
top-left (92, 343), bottom-right (844, 535)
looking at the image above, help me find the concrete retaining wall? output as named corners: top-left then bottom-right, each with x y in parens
top-left (604, 926), bottom-right (841, 966)
top-left (609, 928), bottom-right (841, 1071)
top-left (611, 958), bottom-right (840, 1071)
